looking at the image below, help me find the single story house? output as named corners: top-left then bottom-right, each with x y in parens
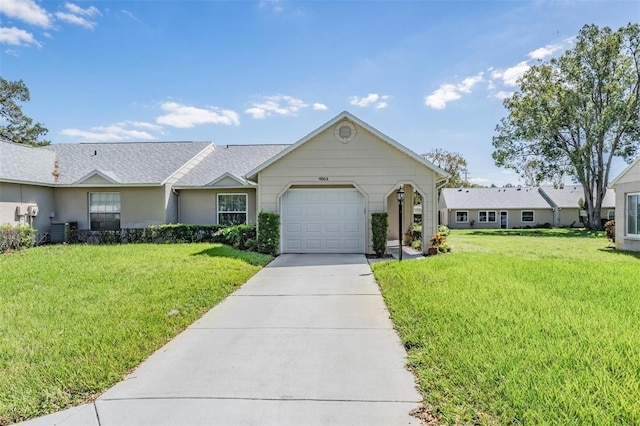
top-left (0, 111), bottom-right (448, 254)
top-left (439, 186), bottom-right (554, 229)
top-left (538, 185), bottom-right (615, 227)
top-left (439, 185), bottom-right (615, 229)
top-left (610, 156), bottom-right (640, 251)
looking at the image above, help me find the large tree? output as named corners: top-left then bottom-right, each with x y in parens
top-left (492, 23), bottom-right (640, 230)
top-left (0, 77), bottom-right (50, 146)
top-left (422, 148), bottom-right (473, 188)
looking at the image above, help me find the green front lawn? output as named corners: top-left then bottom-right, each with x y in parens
top-left (372, 229), bottom-right (640, 424)
top-left (0, 244), bottom-right (271, 425)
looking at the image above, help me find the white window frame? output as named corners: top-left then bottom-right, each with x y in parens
top-left (455, 211), bottom-right (469, 223)
top-left (217, 193), bottom-right (248, 225)
top-left (478, 211), bottom-right (497, 223)
top-left (627, 193), bottom-right (640, 236)
top-left (521, 210), bottom-right (535, 223)
top-left (606, 209), bottom-right (615, 221)
top-left (89, 192), bottom-right (121, 231)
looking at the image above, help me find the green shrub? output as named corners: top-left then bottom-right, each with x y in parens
top-left (438, 225), bottom-right (450, 236)
top-left (216, 224), bottom-right (256, 248)
top-left (0, 225), bottom-right (35, 253)
top-left (371, 212), bottom-right (389, 257)
top-left (604, 220), bottom-right (615, 243)
top-left (257, 211), bottom-right (280, 255)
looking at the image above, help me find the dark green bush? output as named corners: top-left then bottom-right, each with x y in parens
top-left (371, 212), bottom-right (389, 257)
top-left (1, 225), bottom-right (36, 253)
top-left (604, 220), bottom-right (615, 243)
top-left (257, 211), bottom-right (280, 255)
top-left (216, 224), bottom-right (256, 248)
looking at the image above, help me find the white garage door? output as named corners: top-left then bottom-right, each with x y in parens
top-left (281, 188), bottom-right (365, 253)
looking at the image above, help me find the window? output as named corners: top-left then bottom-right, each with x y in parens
top-left (627, 193), bottom-right (640, 236)
top-left (521, 211), bottom-right (534, 222)
top-left (89, 192), bottom-right (121, 231)
top-left (478, 211), bottom-right (497, 223)
top-left (456, 211), bottom-right (468, 223)
top-left (218, 194), bottom-right (247, 225)
top-left (606, 210), bottom-right (615, 221)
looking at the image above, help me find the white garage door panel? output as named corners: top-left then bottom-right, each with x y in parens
top-left (282, 188), bottom-right (365, 253)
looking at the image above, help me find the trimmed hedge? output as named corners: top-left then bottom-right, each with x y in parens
top-left (257, 212), bottom-right (280, 255)
top-left (371, 212), bottom-right (389, 257)
top-left (66, 224), bottom-right (257, 249)
top-left (0, 225), bottom-right (36, 253)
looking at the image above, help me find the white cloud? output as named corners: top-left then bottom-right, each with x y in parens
top-left (425, 85), bottom-right (461, 110)
top-left (425, 73), bottom-right (483, 110)
top-left (493, 91), bottom-right (513, 100)
top-left (157, 102), bottom-right (240, 127)
top-left (0, 0), bottom-right (51, 27)
top-left (528, 43), bottom-right (563, 60)
top-left (350, 93), bottom-right (390, 109)
top-left (313, 103), bottom-right (328, 111)
top-left (61, 122), bottom-right (160, 142)
top-left (120, 10), bottom-right (138, 21)
top-left (0, 26), bottom-right (41, 47)
top-left (55, 12), bottom-right (96, 29)
top-left (65, 3), bottom-right (101, 17)
top-left (491, 61), bottom-right (530, 87)
top-left (245, 95), bottom-right (309, 119)
top-left (259, 0), bottom-right (283, 13)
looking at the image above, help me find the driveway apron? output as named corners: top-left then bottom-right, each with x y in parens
top-left (22, 254), bottom-right (421, 425)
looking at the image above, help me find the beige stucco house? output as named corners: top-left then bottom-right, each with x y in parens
top-left (0, 111), bottom-right (448, 254)
top-left (440, 185), bottom-right (615, 229)
top-left (611, 157), bottom-right (640, 251)
top-left (439, 186), bottom-right (554, 229)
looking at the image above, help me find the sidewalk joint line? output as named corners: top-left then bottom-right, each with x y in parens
top-left (100, 396), bottom-right (421, 404)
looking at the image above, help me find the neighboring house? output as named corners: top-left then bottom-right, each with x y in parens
top-left (439, 186), bottom-right (554, 229)
top-left (611, 157), bottom-right (640, 252)
top-left (0, 111), bottom-right (448, 254)
top-left (439, 185), bottom-right (616, 229)
top-left (538, 185), bottom-right (615, 227)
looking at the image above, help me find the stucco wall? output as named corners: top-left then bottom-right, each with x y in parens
top-left (0, 182), bottom-right (55, 233)
top-left (614, 180), bottom-right (640, 251)
top-left (256, 123), bottom-right (438, 253)
top-left (179, 188), bottom-right (257, 225)
top-left (53, 186), bottom-right (166, 229)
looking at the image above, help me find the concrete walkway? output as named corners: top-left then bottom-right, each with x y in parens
top-left (21, 254), bottom-right (421, 425)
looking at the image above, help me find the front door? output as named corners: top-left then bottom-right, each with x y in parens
top-left (500, 211), bottom-right (508, 229)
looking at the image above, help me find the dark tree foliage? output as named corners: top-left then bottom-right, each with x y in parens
top-left (493, 24), bottom-right (640, 230)
top-left (0, 77), bottom-right (50, 146)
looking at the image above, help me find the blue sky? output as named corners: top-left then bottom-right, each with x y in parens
top-left (1, 0), bottom-right (638, 186)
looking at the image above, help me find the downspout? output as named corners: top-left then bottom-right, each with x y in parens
top-left (172, 187), bottom-right (180, 223)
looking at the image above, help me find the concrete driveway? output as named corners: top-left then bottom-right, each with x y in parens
top-left (21, 254), bottom-right (421, 425)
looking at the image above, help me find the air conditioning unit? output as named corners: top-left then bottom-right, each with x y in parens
top-left (16, 205), bottom-right (25, 216)
top-left (50, 222), bottom-right (78, 244)
top-left (28, 205), bottom-right (39, 217)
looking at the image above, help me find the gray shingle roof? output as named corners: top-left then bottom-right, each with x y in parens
top-left (175, 144), bottom-right (289, 187)
top-left (0, 141), bottom-right (57, 185)
top-left (43, 142), bottom-right (213, 185)
top-left (441, 187), bottom-right (552, 209)
top-left (540, 186), bottom-right (615, 208)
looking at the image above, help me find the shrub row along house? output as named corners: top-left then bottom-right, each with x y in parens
top-left (0, 112), bottom-right (448, 255)
top-left (439, 185), bottom-right (615, 229)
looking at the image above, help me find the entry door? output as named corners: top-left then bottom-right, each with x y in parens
top-left (500, 211), bottom-right (508, 229)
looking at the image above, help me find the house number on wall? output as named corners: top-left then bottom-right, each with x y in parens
top-left (318, 176), bottom-right (329, 181)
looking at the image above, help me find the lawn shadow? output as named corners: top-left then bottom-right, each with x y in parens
top-left (192, 245), bottom-right (272, 266)
top-left (597, 247), bottom-right (640, 259)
